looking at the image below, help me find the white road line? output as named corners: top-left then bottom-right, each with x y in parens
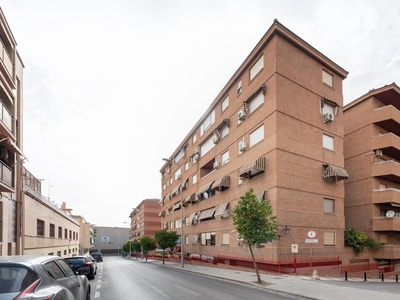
top-left (96, 284), bottom-right (101, 289)
top-left (94, 291), bottom-right (100, 298)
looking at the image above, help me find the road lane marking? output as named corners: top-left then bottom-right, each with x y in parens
top-left (94, 291), bottom-right (100, 298)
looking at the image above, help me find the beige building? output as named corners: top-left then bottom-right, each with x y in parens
top-left (0, 8), bottom-right (26, 256)
top-left (22, 168), bottom-right (80, 257)
top-left (129, 199), bottom-right (161, 241)
top-left (91, 226), bottom-right (129, 255)
top-left (160, 20), bottom-right (349, 262)
top-left (344, 83), bottom-right (400, 264)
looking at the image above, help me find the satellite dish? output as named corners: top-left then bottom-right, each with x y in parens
top-left (386, 210), bottom-right (395, 218)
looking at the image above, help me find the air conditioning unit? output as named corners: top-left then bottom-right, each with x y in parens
top-left (213, 135), bottom-right (220, 144)
top-left (374, 149), bottom-right (383, 157)
top-left (0, 147), bottom-right (9, 161)
top-left (238, 109), bottom-right (246, 121)
top-left (239, 141), bottom-right (247, 152)
top-left (193, 235), bottom-right (199, 242)
top-left (193, 153), bottom-right (200, 162)
top-left (192, 215), bottom-right (198, 224)
top-left (213, 161), bottom-right (220, 169)
top-left (323, 113), bottom-right (333, 123)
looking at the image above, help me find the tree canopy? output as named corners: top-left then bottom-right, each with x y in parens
top-left (139, 236), bottom-right (157, 261)
top-left (231, 188), bottom-right (278, 283)
top-left (154, 229), bottom-right (179, 264)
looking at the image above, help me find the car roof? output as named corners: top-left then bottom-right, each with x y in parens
top-left (0, 255), bottom-right (59, 266)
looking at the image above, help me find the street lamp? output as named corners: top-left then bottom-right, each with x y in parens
top-left (123, 222), bottom-right (131, 258)
top-left (163, 158), bottom-right (184, 268)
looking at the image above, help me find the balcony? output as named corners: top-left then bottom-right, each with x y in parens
top-left (373, 188), bottom-right (400, 206)
top-left (373, 106), bottom-right (400, 137)
top-left (372, 133), bottom-right (400, 159)
top-left (0, 100), bottom-right (13, 135)
top-left (373, 244), bottom-right (400, 260)
top-left (372, 160), bottom-right (400, 185)
top-left (372, 217), bottom-right (400, 231)
top-left (0, 39), bottom-right (13, 80)
top-left (0, 159), bottom-right (13, 192)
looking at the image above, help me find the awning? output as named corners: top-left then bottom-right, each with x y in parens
top-left (184, 193), bottom-right (195, 203)
top-left (182, 178), bottom-right (189, 190)
top-left (198, 208), bottom-right (215, 220)
top-left (158, 211), bottom-right (165, 217)
top-left (214, 202), bottom-right (229, 217)
top-left (173, 202), bottom-right (181, 210)
top-left (187, 212), bottom-right (197, 223)
top-left (254, 190), bottom-right (266, 200)
top-left (211, 176), bottom-right (230, 191)
top-left (166, 191), bottom-right (172, 200)
top-left (391, 202), bottom-right (400, 207)
top-left (159, 197), bottom-right (165, 205)
top-left (238, 157), bottom-right (265, 178)
top-left (243, 84), bottom-right (266, 104)
top-left (322, 164), bottom-right (349, 181)
top-left (0, 135), bottom-right (28, 161)
top-left (196, 181), bottom-right (214, 196)
top-left (171, 184), bottom-right (181, 197)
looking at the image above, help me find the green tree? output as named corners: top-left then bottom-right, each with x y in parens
top-left (231, 188), bottom-right (278, 284)
top-left (139, 236), bottom-right (157, 261)
top-left (344, 228), bottom-right (383, 255)
top-left (131, 241), bottom-right (142, 259)
top-left (154, 229), bottom-right (179, 264)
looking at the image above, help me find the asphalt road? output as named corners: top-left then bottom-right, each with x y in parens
top-left (91, 256), bottom-right (302, 299)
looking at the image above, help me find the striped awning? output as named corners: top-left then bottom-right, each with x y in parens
top-left (198, 208), bottom-right (215, 220)
top-left (196, 181), bottom-right (214, 196)
top-left (173, 202), bottom-right (181, 210)
top-left (159, 197), bottom-right (165, 205)
top-left (254, 190), bottom-right (266, 200)
top-left (238, 157), bottom-right (265, 178)
top-left (184, 193), bottom-right (195, 203)
top-left (214, 202), bottom-right (229, 217)
top-left (211, 176), bottom-right (230, 191)
top-left (0, 134), bottom-right (28, 161)
top-left (171, 184), bottom-right (181, 197)
top-left (158, 211), bottom-right (165, 217)
top-left (187, 212), bottom-right (197, 223)
top-left (182, 178), bottom-right (189, 190)
top-left (322, 164), bottom-right (349, 181)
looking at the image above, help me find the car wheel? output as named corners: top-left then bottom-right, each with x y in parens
top-left (88, 271), bottom-right (95, 280)
top-left (86, 288), bottom-right (91, 300)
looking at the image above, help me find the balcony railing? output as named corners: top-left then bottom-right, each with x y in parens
top-left (0, 39), bottom-right (13, 77)
top-left (0, 100), bottom-right (13, 132)
top-left (372, 160), bottom-right (400, 184)
top-left (372, 188), bottom-right (400, 206)
top-left (372, 217), bottom-right (400, 231)
top-left (0, 160), bottom-right (12, 187)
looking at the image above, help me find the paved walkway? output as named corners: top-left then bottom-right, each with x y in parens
top-left (144, 258), bottom-right (400, 300)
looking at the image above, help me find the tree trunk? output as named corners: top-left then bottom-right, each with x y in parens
top-left (248, 244), bottom-right (262, 284)
top-left (162, 249), bottom-right (165, 264)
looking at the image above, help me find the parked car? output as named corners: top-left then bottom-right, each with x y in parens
top-left (65, 255), bottom-right (96, 280)
top-left (0, 255), bottom-right (91, 300)
top-left (90, 252), bottom-right (103, 262)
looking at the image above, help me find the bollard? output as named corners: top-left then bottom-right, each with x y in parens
top-left (396, 274), bottom-right (398, 282)
top-left (382, 273), bottom-right (384, 282)
top-left (344, 271), bottom-right (348, 281)
top-left (364, 272), bottom-right (367, 281)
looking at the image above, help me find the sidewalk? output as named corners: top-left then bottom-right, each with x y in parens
top-left (146, 258), bottom-right (399, 300)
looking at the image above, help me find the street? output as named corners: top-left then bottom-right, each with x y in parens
top-left (90, 256), bottom-right (301, 299)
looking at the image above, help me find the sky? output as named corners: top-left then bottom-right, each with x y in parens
top-left (1, 0), bottom-right (399, 227)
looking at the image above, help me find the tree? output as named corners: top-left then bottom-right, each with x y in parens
top-left (231, 188), bottom-right (278, 284)
top-left (154, 229), bottom-right (179, 264)
top-left (139, 236), bottom-right (157, 261)
top-left (131, 241), bottom-right (142, 259)
top-left (344, 228), bottom-right (383, 255)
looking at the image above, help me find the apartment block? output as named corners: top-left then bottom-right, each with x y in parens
top-left (22, 168), bottom-right (80, 257)
top-left (91, 226), bottom-right (129, 255)
top-left (160, 20), bottom-right (348, 262)
top-left (129, 198), bottom-right (161, 241)
top-left (344, 83), bottom-right (400, 263)
top-left (0, 8), bottom-right (26, 255)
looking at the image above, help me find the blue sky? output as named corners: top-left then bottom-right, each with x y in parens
top-left (1, 0), bottom-right (399, 226)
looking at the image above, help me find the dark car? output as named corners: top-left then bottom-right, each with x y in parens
top-left (65, 255), bottom-right (96, 280)
top-left (90, 252), bottom-right (103, 262)
top-left (0, 255), bottom-right (91, 300)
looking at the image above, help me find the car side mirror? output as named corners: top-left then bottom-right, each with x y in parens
top-left (78, 267), bottom-right (91, 276)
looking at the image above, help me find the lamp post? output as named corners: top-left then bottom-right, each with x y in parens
top-left (163, 158), bottom-right (184, 268)
top-left (123, 222), bottom-right (131, 258)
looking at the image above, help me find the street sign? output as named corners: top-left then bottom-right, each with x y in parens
top-left (307, 230), bottom-right (317, 238)
top-left (291, 244), bottom-right (299, 253)
top-left (305, 239), bottom-right (318, 243)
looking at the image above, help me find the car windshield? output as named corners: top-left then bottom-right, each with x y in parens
top-left (0, 266), bottom-right (38, 294)
top-left (65, 258), bottom-right (85, 267)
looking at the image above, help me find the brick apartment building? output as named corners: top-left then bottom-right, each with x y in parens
top-left (159, 19), bottom-right (349, 262)
top-left (0, 7), bottom-right (26, 255)
top-left (344, 83), bottom-right (400, 264)
top-left (129, 199), bottom-right (161, 241)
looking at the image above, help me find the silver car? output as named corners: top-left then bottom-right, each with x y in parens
top-left (0, 255), bottom-right (91, 300)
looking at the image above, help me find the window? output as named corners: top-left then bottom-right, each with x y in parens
top-left (192, 133), bottom-right (197, 144)
top-left (200, 135), bottom-right (215, 157)
top-left (49, 224), bottom-right (55, 238)
top-left (169, 177), bottom-right (173, 184)
top-left (185, 162), bottom-right (189, 171)
top-left (192, 174), bottom-right (197, 185)
top-left (69, 230), bottom-right (72, 240)
top-left (323, 134), bottom-right (334, 150)
top-left (37, 219), bottom-right (44, 236)
top-left (58, 226), bottom-right (62, 238)
top-left (174, 150), bottom-right (182, 163)
top-left (175, 219), bottom-right (181, 228)
top-left (200, 110), bottom-right (215, 136)
top-left (222, 233), bottom-right (229, 245)
top-left (250, 55), bottom-right (264, 81)
top-left (237, 79), bottom-right (242, 95)
top-left (238, 175), bottom-right (243, 185)
top-left (57, 251), bottom-right (61, 256)
top-left (322, 70), bottom-right (333, 87)
top-left (174, 168), bottom-right (181, 180)
top-left (163, 183), bottom-right (166, 190)
top-left (221, 96), bottom-right (229, 112)
top-left (238, 139), bottom-right (246, 154)
top-left (201, 232), bottom-right (216, 246)
top-left (221, 151), bottom-right (229, 165)
top-left (64, 250), bottom-right (67, 255)
top-left (64, 229), bottom-right (68, 239)
top-left (323, 198), bottom-right (334, 213)
top-left (249, 92), bottom-right (264, 113)
top-left (76, 233), bottom-right (78, 240)
top-left (249, 125), bottom-right (264, 147)
top-left (324, 232), bottom-right (335, 246)
top-left (44, 261), bottom-right (66, 280)
top-left (379, 183), bottom-right (387, 190)
top-left (170, 221), bottom-right (173, 229)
